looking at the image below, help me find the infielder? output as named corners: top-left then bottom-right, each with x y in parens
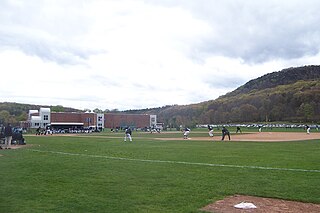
top-left (183, 127), bottom-right (190, 139)
top-left (124, 127), bottom-right (132, 142)
top-left (221, 126), bottom-right (231, 141)
top-left (208, 125), bottom-right (214, 137)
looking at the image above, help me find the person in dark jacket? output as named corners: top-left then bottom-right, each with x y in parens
top-left (4, 123), bottom-right (13, 149)
top-left (221, 126), bottom-right (231, 141)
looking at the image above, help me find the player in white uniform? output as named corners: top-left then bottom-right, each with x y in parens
top-left (208, 125), bottom-right (214, 137)
top-left (183, 127), bottom-right (190, 139)
top-left (124, 127), bottom-right (132, 142)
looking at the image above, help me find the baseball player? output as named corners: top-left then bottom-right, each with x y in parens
top-left (208, 125), bottom-right (214, 137)
top-left (306, 125), bottom-right (310, 134)
top-left (221, 126), bottom-right (231, 141)
top-left (124, 127), bottom-right (132, 142)
top-left (183, 127), bottom-right (190, 139)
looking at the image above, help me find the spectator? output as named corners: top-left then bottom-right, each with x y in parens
top-left (4, 123), bottom-right (13, 149)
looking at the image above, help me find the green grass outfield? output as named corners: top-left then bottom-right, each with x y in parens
top-left (0, 130), bottom-right (319, 213)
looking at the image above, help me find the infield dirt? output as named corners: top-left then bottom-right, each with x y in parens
top-left (156, 132), bottom-right (320, 142)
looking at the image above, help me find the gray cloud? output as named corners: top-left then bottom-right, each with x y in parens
top-left (0, 29), bottom-right (99, 65)
top-left (148, 0), bottom-right (320, 63)
top-left (0, 19), bottom-right (106, 65)
top-left (0, 0), bottom-right (100, 65)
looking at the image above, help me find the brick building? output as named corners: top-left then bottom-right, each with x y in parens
top-left (104, 113), bottom-right (157, 129)
top-left (28, 108), bottom-right (157, 130)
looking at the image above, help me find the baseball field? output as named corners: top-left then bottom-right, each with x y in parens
top-left (0, 128), bottom-right (319, 212)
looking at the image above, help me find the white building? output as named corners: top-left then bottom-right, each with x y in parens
top-left (96, 113), bottom-right (104, 129)
top-left (28, 108), bottom-right (51, 128)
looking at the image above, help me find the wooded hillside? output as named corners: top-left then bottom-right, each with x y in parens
top-left (127, 65), bottom-right (320, 127)
top-left (1, 65), bottom-right (320, 127)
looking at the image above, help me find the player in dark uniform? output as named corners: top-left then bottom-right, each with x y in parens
top-left (221, 126), bottom-right (230, 141)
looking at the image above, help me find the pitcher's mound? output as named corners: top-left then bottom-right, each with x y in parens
top-left (201, 195), bottom-right (320, 213)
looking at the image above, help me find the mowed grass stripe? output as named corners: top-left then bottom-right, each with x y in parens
top-left (29, 149), bottom-right (320, 173)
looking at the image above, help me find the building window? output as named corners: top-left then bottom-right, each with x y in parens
top-left (44, 115), bottom-right (49, 120)
top-left (98, 116), bottom-right (103, 121)
top-left (86, 118), bottom-right (91, 124)
top-left (35, 123), bottom-right (40, 126)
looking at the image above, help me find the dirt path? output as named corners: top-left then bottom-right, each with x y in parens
top-left (156, 132), bottom-right (320, 142)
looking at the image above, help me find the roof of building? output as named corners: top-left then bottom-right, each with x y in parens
top-left (31, 116), bottom-right (41, 121)
top-left (40, 108), bottom-right (51, 113)
top-left (50, 122), bottom-right (84, 125)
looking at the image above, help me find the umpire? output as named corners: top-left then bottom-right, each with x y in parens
top-left (221, 126), bottom-right (231, 141)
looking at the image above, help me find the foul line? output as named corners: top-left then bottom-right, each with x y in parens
top-left (28, 149), bottom-right (320, 173)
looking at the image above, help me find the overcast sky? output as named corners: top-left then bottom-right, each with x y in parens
top-left (1, 0), bottom-right (320, 111)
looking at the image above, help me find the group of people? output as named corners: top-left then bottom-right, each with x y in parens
top-left (36, 126), bottom-right (53, 135)
top-left (207, 125), bottom-right (232, 141)
top-left (182, 125), bottom-right (232, 141)
top-left (122, 124), bottom-right (315, 143)
top-left (123, 125), bottom-right (232, 142)
top-left (0, 123), bottom-right (13, 149)
top-left (123, 125), bottom-right (231, 142)
top-left (3, 123), bottom-right (315, 147)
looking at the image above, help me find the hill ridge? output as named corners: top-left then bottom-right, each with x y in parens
top-left (222, 65), bottom-right (320, 98)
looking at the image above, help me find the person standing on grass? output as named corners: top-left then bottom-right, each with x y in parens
top-left (4, 123), bottom-right (13, 149)
top-left (221, 126), bottom-right (231, 141)
top-left (183, 127), bottom-right (190, 139)
top-left (124, 127), bottom-right (132, 142)
top-left (208, 125), bottom-right (214, 138)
